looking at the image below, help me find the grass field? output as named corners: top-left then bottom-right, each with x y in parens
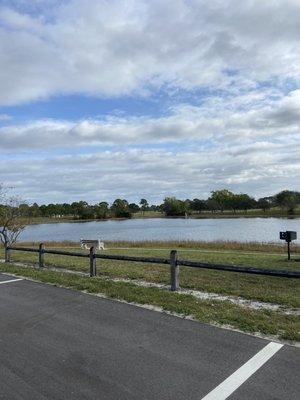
top-left (1, 241), bottom-right (299, 307)
top-left (1, 240), bottom-right (299, 342)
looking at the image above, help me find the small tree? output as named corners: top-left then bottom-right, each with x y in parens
top-left (111, 199), bottom-right (132, 218)
top-left (205, 198), bottom-right (218, 213)
top-left (0, 185), bottom-right (27, 250)
top-left (210, 189), bottom-right (234, 212)
top-left (191, 198), bottom-right (207, 213)
top-left (275, 190), bottom-right (299, 214)
top-left (95, 202), bottom-right (109, 219)
top-left (129, 203), bottom-right (140, 213)
top-left (230, 194), bottom-right (256, 213)
top-left (139, 199), bottom-right (148, 215)
top-left (257, 198), bottom-right (271, 212)
top-left (162, 197), bottom-right (187, 216)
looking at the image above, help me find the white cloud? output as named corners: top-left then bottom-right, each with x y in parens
top-left (1, 89), bottom-right (299, 149)
top-left (0, 0), bottom-right (299, 105)
top-left (1, 138), bottom-right (299, 203)
top-left (1, 1), bottom-right (299, 202)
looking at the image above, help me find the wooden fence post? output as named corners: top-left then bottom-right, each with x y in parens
top-left (5, 245), bottom-right (11, 263)
top-left (39, 243), bottom-right (45, 268)
top-left (170, 250), bottom-right (179, 291)
top-left (89, 246), bottom-right (96, 277)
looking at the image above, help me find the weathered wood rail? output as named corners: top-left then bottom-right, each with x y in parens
top-left (4, 244), bottom-right (300, 291)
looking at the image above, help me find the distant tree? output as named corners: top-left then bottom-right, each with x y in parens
top-left (86, 207), bottom-right (97, 219)
top-left (95, 202), bottom-right (109, 219)
top-left (111, 199), bottom-right (132, 218)
top-left (162, 197), bottom-right (187, 216)
top-left (61, 203), bottom-right (73, 216)
top-left (205, 198), bottom-right (219, 213)
top-left (257, 198), bottom-right (271, 212)
top-left (228, 194), bottom-right (256, 213)
top-left (191, 198), bottom-right (207, 213)
top-left (19, 203), bottom-right (30, 217)
top-left (71, 201), bottom-right (89, 219)
top-left (262, 195), bottom-right (276, 207)
top-left (139, 199), bottom-right (148, 215)
top-left (184, 199), bottom-right (193, 214)
top-left (129, 203), bottom-right (140, 213)
top-left (210, 189), bottom-right (235, 212)
top-left (149, 204), bottom-right (159, 211)
top-left (275, 190), bottom-right (299, 214)
top-left (0, 185), bottom-right (27, 250)
top-left (49, 203), bottom-right (58, 217)
top-left (29, 202), bottom-right (41, 217)
top-left (226, 194), bottom-right (240, 213)
top-left (237, 194), bottom-right (256, 212)
top-left (39, 204), bottom-right (48, 217)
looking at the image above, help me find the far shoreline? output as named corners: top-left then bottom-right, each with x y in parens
top-left (24, 212), bottom-right (300, 225)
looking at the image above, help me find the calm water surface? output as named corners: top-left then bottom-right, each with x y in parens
top-left (19, 218), bottom-right (300, 243)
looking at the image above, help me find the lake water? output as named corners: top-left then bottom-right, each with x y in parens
top-left (19, 217), bottom-right (300, 243)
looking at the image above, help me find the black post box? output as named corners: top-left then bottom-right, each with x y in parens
top-left (279, 231), bottom-right (297, 242)
top-left (280, 231), bottom-right (287, 240)
top-left (279, 231), bottom-right (297, 260)
top-left (286, 231), bottom-right (297, 241)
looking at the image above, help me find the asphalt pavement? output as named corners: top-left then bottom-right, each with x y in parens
top-left (0, 272), bottom-right (299, 399)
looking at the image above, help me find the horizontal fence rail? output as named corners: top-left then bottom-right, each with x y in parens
top-left (7, 246), bottom-right (88, 257)
top-left (177, 259), bottom-right (300, 278)
top-left (4, 244), bottom-right (300, 291)
top-left (95, 254), bottom-right (170, 265)
top-left (8, 246), bottom-right (40, 253)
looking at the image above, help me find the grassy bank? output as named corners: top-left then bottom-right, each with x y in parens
top-left (1, 241), bottom-right (299, 308)
top-left (10, 239), bottom-right (300, 253)
top-left (0, 263), bottom-right (299, 342)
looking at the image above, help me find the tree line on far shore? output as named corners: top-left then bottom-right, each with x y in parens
top-left (1, 185), bottom-right (300, 249)
top-left (14, 189), bottom-right (300, 219)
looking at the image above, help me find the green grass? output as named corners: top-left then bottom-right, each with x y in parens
top-left (0, 263), bottom-right (299, 342)
top-left (1, 241), bottom-right (299, 308)
top-left (10, 239), bottom-right (300, 253)
top-left (133, 211), bottom-right (164, 218)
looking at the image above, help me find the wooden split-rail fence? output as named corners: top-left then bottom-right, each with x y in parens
top-left (4, 244), bottom-right (300, 291)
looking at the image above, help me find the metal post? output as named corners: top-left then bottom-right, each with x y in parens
top-left (5, 245), bottom-right (11, 263)
top-left (170, 250), bottom-right (179, 291)
top-left (89, 246), bottom-right (96, 277)
top-left (287, 241), bottom-right (291, 261)
top-left (39, 243), bottom-right (45, 268)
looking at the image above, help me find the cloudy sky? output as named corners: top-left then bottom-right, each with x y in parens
top-left (0, 0), bottom-right (299, 204)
